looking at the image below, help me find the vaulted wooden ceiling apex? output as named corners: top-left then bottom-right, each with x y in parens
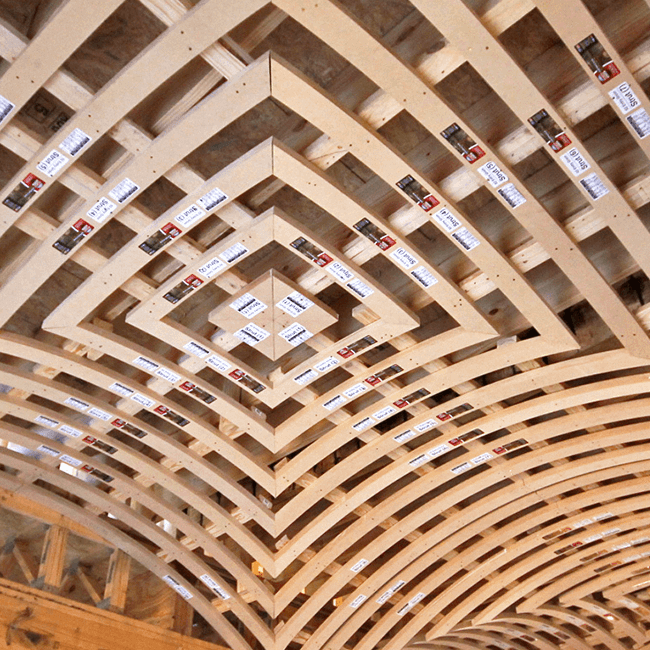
top-left (0, 0), bottom-right (650, 649)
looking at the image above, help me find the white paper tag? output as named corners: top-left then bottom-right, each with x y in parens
top-left (390, 247), bottom-right (417, 269)
top-left (627, 108), bottom-right (650, 139)
top-left (609, 82), bottom-right (641, 114)
top-left (60, 128), bottom-right (92, 156)
top-left (162, 575), bottom-right (193, 600)
top-left (60, 454), bottom-right (83, 467)
top-left (197, 257), bottom-right (226, 279)
top-left (350, 558), bottom-right (369, 573)
top-left (373, 405), bottom-right (397, 420)
top-left (471, 452), bottom-right (493, 465)
top-left (37, 444), bottom-right (60, 457)
top-left (220, 242), bottom-right (248, 264)
top-left (410, 266), bottom-right (437, 288)
top-left (478, 161), bottom-right (508, 187)
top-left (197, 187), bottom-right (228, 211)
top-left (184, 341), bottom-right (209, 358)
top-left (560, 147), bottom-right (591, 177)
top-left (109, 178), bottom-right (139, 203)
top-left (314, 357), bottom-right (338, 372)
top-left (452, 227), bottom-right (480, 251)
top-left (349, 594), bottom-right (367, 609)
top-left (324, 394), bottom-right (346, 410)
top-left (376, 580), bottom-right (405, 604)
top-left (199, 574), bottom-right (230, 599)
top-left (352, 416), bottom-right (375, 431)
top-left (234, 323), bottom-right (270, 346)
top-left (35, 415), bottom-right (59, 428)
top-left (278, 323), bottom-right (312, 346)
top-left (174, 204), bottom-right (205, 228)
top-left (450, 461), bottom-right (472, 475)
top-left (293, 368), bottom-right (318, 385)
top-left (426, 443), bottom-right (449, 459)
top-left (88, 407), bottom-right (111, 421)
top-left (86, 197), bottom-right (116, 223)
top-left (409, 454), bottom-right (428, 468)
top-left (593, 512), bottom-right (614, 521)
top-left (277, 291), bottom-right (313, 316)
top-left (498, 183), bottom-right (526, 208)
top-left (432, 207), bottom-right (462, 232)
top-left (59, 424), bottom-right (83, 438)
top-left (347, 278), bottom-right (374, 298)
top-left (65, 396), bottom-right (89, 411)
top-left (37, 150), bottom-right (68, 177)
top-left (206, 354), bottom-right (231, 373)
top-left (109, 382), bottom-right (134, 397)
top-left (343, 383), bottom-right (368, 399)
top-left (0, 94), bottom-right (15, 125)
top-left (327, 261), bottom-right (354, 282)
top-left (414, 419), bottom-right (437, 432)
top-left (155, 367), bottom-right (181, 383)
top-left (133, 356), bottom-right (159, 372)
top-left (230, 293), bottom-right (267, 318)
top-left (602, 527), bottom-right (622, 536)
top-left (393, 429), bottom-right (417, 443)
top-left (580, 173), bottom-right (609, 200)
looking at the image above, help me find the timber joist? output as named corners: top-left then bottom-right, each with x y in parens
top-left (1, 1), bottom-right (650, 649)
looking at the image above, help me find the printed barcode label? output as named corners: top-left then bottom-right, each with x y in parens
top-left (259, 495), bottom-right (273, 509)
top-left (277, 291), bottom-right (313, 316)
top-left (314, 356), bottom-right (338, 372)
top-left (450, 461), bottom-right (472, 475)
top-left (174, 203), bottom-right (205, 228)
top-left (155, 367), bottom-right (181, 383)
top-left (352, 417), bottom-right (375, 431)
top-left (411, 266), bottom-right (437, 288)
top-left (560, 148), bottom-right (591, 177)
top-left (279, 323), bottom-right (313, 346)
top-left (184, 341), bottom-right (209, 358)
top-left (393, 430), bottom-right (416, 443)
top-left (220, 242), bottom-right (248, 264)
top-left (373, 405), bottom-right (397, 420)
top-left (207, 354), bottom-right (231, 373)
top-left (60, 454), bottom-right (82, 467)
top-left (580, 172), bottom-right (609, 200)
top-left (498, 183), bottom-right (526, 208)
top-left (627, 108), bottom-right (650, 139)
top-left (162, 575), bottom-right (193, 600)
top-left (432, 207), bottom-right (461, 232)
top-left (602, 527), bottom-right (622, 536)
top-left (60, 128), bottom-right (91, 156)
top-left (200, 574), bottom-right (230, 599)
top-left (132, 393), bottom-right (155, 408)
top-left (197, 187), bottom-right (228, 211)
top-left (327, 261), bottom-right (354, 282)
top-left (343, 383), bottom-right (368, 399)
top-left (294, 369), bottom-right (318, 385)
top-left (235, 323), bottom-right (270, 346)
top-left (59, 424), bottom-right (83, 438)
top-left (109, 382), bottom-right (134, 397)
top-left (35, 415), bottom-right (59, 427)
top-left (409, 593), bottom-right (426, 606)
top-left (593, 512), bottom-right (614, 521)
top-left (409, 454), bottom-right (428, 468)
top-left (609, 82), bottom-right (641, 114)
top-left (324, 394), bottom-right (346, 410)
top-left (197, 257), bottom-right (226, 279)
top-left (37, 150), bottom-right (69, 177)
top-left (133, 356), bottom-right (159, 372)
top-left (349, 595), bottom-right (367, 609)
top-left (350, 559), bottom-right (369, 573)
top-left (574, 518), bottom-right (593, 528)
top-left (88, 407), bottom-right (111, 421)
top-left (471, 452), bottom-right (493, 465)
top-left (376, 580), bottom-right (405, 604)
top-left (478, 161), bottom-right (508, 187)
top-left (87, 197), bottom-right (116, 223)
top-left (38, 444), bottom-right (60, 457)
top-left (65, 397), bottom-right (89, 411)
top-left (109, 178), bottom-right (139, 203)
top-left (347, 278), bottom-right (374, 298)
top-left (426, 444), bottom-right (449, 459)
top-left (414, 419), bottom-right (437, 432)
top-left (230, 293), bottom-right (267, 318)
top-left (0, 94), bottom-right (15, 125)
top-left (390, 247), bottom-right (417, 269)
top-left (452, 227), bottom-right (480, 251)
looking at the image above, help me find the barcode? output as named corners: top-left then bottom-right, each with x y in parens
top-left (0, 95), bottom-right (15, 125)
top-left (627, 108), bottom-right (650, 139)
top-left (579, 173), bottom-right (609, 200)
top-left (410, 266), bottom-right (437, 288)
top-left (220, 242), bottom-right (248, 264)
top-left (347, 278), bottom-right (373, 298)
top-left (60, 128), bottom-right (92, 156)
top-left (452, 227), bottom-right (480, 251)
top-left (198, 187), bottom-right (228, 211)
top-left (109, 178), bottom-right (140, 203)
top-left (497, 183), bottom-right (526, 208)
top-left (294, 369), bottom-right (318, 385)
top-left (234, 324), bottom-right (269, 345)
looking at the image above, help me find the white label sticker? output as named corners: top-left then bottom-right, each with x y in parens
top-left (277, 291), bottom-right (313, 316)
top-left (409, 454), bottom-right (428, 468)
top-left (162, 575), bottom-right (193, 600)
top-left (59, 424), bottom-right (83, 438)
top-left (314, 356), bottom-right (338, 372)
top-left (35, 415), bottom-right (59, 428)
top-left (602, 527), bottom-right (622, 536)
top-left (109, 382), bottom-right (134, 397)
top-left (478, 161), bottom-right (508, 187)
top-left (197, 187), bottom-right (228, 211)
top-left (583, 534), bottom-right (603, 543)
top-left (234, 323), bottom-right (270, 346)
top-left (350, 558), bottom-right (369, 573)
top-left (414, 419), bottom-right (437, 433)
top-left (373, 405), bottom-right (397, 420)
top-left (259, 495), bottom-right (273, 509)
top-left (60, 454), bottom-right (83, 467)
top-left (426, 443), bottom-right (449, 459)
top-left (498, 183), bottom-right (526, 208)
top-left (184, 341), bottom-right (209, 358)
top-left (109, 178), bottom-right (139, 204)
top-left (327, 261), bottom-right (355, 282)
top-left (347, 278), bottom-right (374, 298)
top-left (37, 444), bottom-right (60, 457)
top-left (593, 512), bottom-right (614, 521)
top-left (627, 108), bottom-right (650, 139)
top-left (0, 94), bottom-right (15, 125)
top-left (410, 266), bottom-right (437, 288)
top-left (580, 172), bottom-right (609, 200)
top-left (37, 150), bottom-right (68, 177)
top-left (60, 128), bottom-right (92, 156)
top-left (220, 242), bottom-right (248, 264)
top-left (65, 397), bottom-right (89, 411)
top-left (343, 383), bottom-right (368, 399)
top-left (199, 574), bottom-right (230, 599)
top-left (324, 394), bottom-right (347, 411)
top-left (574, 518), bottom-right (593, 528)
top-left (88, 407), bottom-right (111, 421)
top-left (174, 204), bottom-right (205, 228)
top-left (349, 594), bottom-right (367, 609)
top-left (393, 429), bottom-right (417, 443)
top-left (377, 580), bottom-right (405, 604)
top-left (155, 367), bottom-right (181, 383)
top-left (352, 417), bottom-right (375, 432)
top-left (560, 147), bottom-right (591, 177)
top-left (452, 227), bottom-right (481, 251)
top-left (390, 247), bottom-right (418, 269)
top-left (294, 368), bottom-right (318, 385)
top-left (432, 207), bottom-right (462, 232)
top-left (609, 82), bottom-right (641, 114)
top-left (206, 354), bottom-right (231, 373)
top-left (409, 592), bottom-right (426, 606)
top-left (86, 197), bottom-right (117, 223)
top-left (133, 356), bottom-right (159, 372)
top-left (471, 452), bottom-right (493, 465)
top-left (230, 293), bottom-right (267, 318)
top-left (450, 461), bottom-right (472, 475)
top-left (278, 323), bottom-right (313, 346)
top-left (197, 257), bottom-right (226, 279)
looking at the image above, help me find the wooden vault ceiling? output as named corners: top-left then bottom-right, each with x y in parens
top-left (1, 0), bottom-right (650, 649)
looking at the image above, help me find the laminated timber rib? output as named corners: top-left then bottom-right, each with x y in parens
top-left (2, 0), bottom-right (650, 649)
